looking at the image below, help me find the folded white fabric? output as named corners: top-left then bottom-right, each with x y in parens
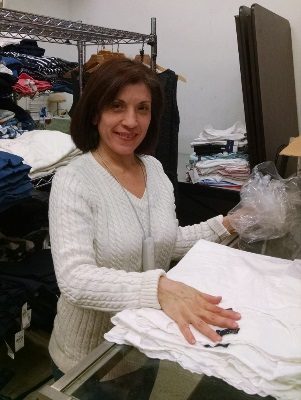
top-left (105, 240), bottom-right (301, 400)
top-left (194, 121), bottom-right (246, 142)
top-left (0, 130), bottom-right (82, 178)
top-left (196, 158), bottom-right (249, 169)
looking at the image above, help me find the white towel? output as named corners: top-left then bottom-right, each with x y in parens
top-left (105, 240), bottom-right (301, 400)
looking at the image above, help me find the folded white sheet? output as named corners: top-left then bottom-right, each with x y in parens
top-left (105, 240), bottom-right (301, 400)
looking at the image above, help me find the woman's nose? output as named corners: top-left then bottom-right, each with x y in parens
top-left (122, 109), bottom-right (138, 128)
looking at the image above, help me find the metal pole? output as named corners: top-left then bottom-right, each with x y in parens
top-left (77, 40), bottom-right (84, 95)
top-left (150, 17), bottom-right (157, 72)
top-left (83, 42), bottom-right (87, 63)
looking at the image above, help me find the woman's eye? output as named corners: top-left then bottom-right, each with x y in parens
top-left (111, 102), bottom-right (123, 111)
top-left (138, 105), bottom-right (150, 113)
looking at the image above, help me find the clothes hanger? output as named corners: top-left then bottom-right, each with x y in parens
top-left (63, 53), bottom-right (106, 78)
top-left (86, 62), bottom-right (102, 74)
top-left (86, 46), bottom-right (127, 74)
top-left (134, 54), bottom-right (187, 83)
top-left (84, 53), bottom-right (106, 70)
top-left (97, 48), bottom-right (126, 60)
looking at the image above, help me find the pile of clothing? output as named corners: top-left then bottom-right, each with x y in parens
top-left (0, 129), bottom-right (82, 180)
top-left (0, 190), bottom-right (59, 337)
top-left (191, 154), bottom-right (250, 189)
top-left (105, 239), bottom-right (301, 400)
top-left (0, 151), bottom-right (32, 212)
top-left (0, 38), bottom-right (76, 96)
top-left (188, 122), bottom-right (250, 190)
top-left (12, 72), bottom-right (52, 97)
top-left (0, 38), bottom-right (77, 148)
top-left (0, 105), bottom-right (35, 139)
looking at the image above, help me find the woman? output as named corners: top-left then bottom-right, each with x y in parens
top-left (49, 58), bottom-right (240, 380)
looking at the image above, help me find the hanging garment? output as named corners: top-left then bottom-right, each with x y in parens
top-left (156, 69), bottom-right (180, 198)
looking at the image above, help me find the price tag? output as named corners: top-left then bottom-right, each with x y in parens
top-left (15, 330), bottom-right (24, 352)
top-left (21, 303), bottom-right (31, 329)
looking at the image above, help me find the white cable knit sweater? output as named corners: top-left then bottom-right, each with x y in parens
top-left (48, 152), bottom-right (229, 372)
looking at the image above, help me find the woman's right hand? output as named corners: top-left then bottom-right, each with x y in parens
top-left (158, 276), bottom-right (241, 345)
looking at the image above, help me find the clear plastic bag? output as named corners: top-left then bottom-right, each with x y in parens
top-left (227, 161), bottom-right (301, 259)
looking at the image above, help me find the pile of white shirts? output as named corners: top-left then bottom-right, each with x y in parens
top-left (192, 121), bottom-right (247, 145)
top-left (105, 240), bottom-right (301, 400)
top-left (0, 129), bottom-right (81, 179)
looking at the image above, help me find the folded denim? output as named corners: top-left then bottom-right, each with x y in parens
top-left (0, 164), bottom-right (31, 181)
top-left (0, 151), bottom-right (25, 168)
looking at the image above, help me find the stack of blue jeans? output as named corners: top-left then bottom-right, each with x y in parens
top-left (0, 151), bottom-right (32, 212)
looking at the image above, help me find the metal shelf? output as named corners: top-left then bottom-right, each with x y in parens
top-left (0, 8), bottom-right (153, 46)
top-left (0, 8), bottom-right (157, 93)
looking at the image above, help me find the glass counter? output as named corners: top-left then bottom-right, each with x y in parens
top-left (37, 340), bottom-right (276, 400)
top-left (37, 235), bottom-right (278, 400)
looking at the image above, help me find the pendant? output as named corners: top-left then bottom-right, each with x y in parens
top-left (142, 237), bottom-right (155, 271)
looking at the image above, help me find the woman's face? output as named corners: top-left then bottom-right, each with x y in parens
top-left (96, 82), bottom-right (151, 157)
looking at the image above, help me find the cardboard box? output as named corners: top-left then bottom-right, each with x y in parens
top-left (279, 136), bottom-right (301, 157)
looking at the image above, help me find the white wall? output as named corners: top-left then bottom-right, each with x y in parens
top-left (3, 1), bottom-right (301, 154)
top-left (67, 0), bottom-right (301, 154)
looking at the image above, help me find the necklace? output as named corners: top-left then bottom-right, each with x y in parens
top-left (95, 150), bottom-right (155, 271)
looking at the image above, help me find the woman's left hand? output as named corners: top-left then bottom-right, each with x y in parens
top-left (158, 276), bottom-right (241, 344)
top-left (222, 216), bottom-right (236, 234)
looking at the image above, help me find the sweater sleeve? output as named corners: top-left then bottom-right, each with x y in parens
top-left (171, 215), bottom-right (230, 261)
top-left (49, 168), bottom-right (165, 312)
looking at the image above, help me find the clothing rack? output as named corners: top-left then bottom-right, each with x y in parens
top-left (0, 9), bottom-right (157, 361)
top-left (0, 7), bottom-right (157, 92)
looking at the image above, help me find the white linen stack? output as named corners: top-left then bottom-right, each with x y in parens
top-left (192, 121), bottom-right (247, 145)
top-left (194, 157), bottom-right (250, 187)
top-left (0, 129), bottom-right (81, 179)
top-left (189, 122), bottom-right (250, 189)
top-left (105, 240), bottom-right (301, 400)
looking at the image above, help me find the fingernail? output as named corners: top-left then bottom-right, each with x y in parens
top-left (232, 322), bottom-right (239, 328)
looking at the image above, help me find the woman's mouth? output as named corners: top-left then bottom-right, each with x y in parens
top-left (116, 132), bottom-right (137, 140)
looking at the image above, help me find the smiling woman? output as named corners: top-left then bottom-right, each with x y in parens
top-left (95, 82), bottom-right (152, 159)
top-left (48, 58), bottom-right (238, 399)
